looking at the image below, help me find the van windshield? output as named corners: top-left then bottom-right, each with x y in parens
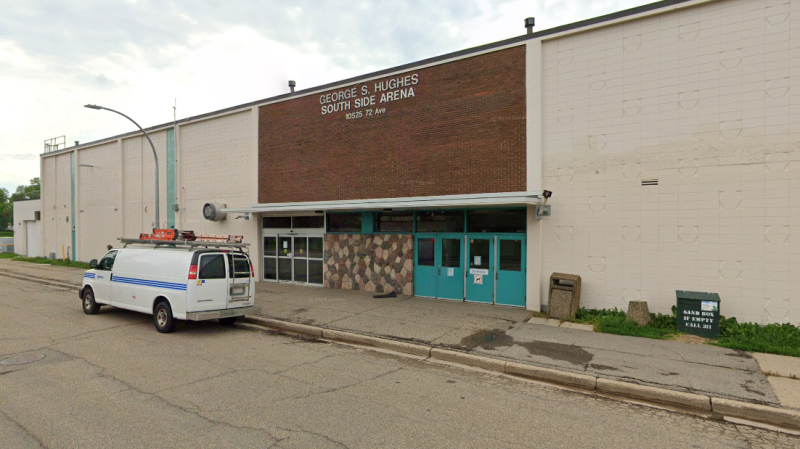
top-left (227, 254), bottom-right (251, 278)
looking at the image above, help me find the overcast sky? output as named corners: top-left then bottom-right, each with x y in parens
top-left (0, 0), bottom-right (654, 193)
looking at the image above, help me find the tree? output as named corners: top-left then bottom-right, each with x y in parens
top-left (0, 188), bottom-right (11, 231)
top-left (11, 178), bottom-right (40, 201)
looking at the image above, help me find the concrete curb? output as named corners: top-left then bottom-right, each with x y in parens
top-left (712, 398), bottom-right (800, 429)
top-left (506, 361), bottom-right (596, 390)
top-left (597, 378), bottom-right (711, 411)
top-left (431, 348), bottom-right (507, 372)
top-left (324, 329), bottom-right (432, 357)
top-left (243, 316), bottom-right (800, 431)
top-left (0, 271), bottom-right (79, 290)
top-left (247, 316), bottom-right (323, 337)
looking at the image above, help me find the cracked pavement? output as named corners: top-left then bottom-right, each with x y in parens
top-left (1, 276), bottom-right (798, 448)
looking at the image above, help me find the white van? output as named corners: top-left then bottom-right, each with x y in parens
top-left (80, 246), bottom-right (255, 333)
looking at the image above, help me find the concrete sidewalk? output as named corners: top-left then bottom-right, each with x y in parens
top-left (0, 258), bottom-right (792, 410)
top-left (254, 283), bottom-right (779, 406)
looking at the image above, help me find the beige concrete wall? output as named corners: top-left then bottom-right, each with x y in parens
top-left (41, 107), bottom-right (258, 267)
top-left (77, 141), bottom-right (122, 260)
top-left (12, 199), bottom-right (41, 257)
top-left (42, 155), bottom-right (57, 258)
top-left (53, 153), bottom-right (72, 259)
top-left (122, 132), bottom-right (168, 235)
top-left (539, 0), bottom-right (800, 324)
top-left (177, 109), bottom-right (260, 276)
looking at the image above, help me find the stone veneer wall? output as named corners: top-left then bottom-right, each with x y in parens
top-left (324, 234), bottom-right (414, 295)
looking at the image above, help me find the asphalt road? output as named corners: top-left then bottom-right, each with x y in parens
top-left (0, 277), bottom-right (798, 449)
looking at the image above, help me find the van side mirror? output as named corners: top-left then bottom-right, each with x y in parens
top-left (89, 259), bottom-right (98, 269)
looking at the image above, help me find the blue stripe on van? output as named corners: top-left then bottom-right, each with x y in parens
top-left (84, 273), bottom-right (95, 279)
top-left (112, 276), bottom-right (187, 291)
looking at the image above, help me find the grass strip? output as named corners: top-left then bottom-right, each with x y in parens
top-left (713, 317), bottom-right (800, 357)
top-left (574, 307), bottom-right (800, 357)
top-left (0, 253), bottom-right (90, 269)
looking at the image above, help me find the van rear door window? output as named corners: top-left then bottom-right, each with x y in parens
top-left (198, 254), bottom-right (226, 279)
top-left (227, 254), bottom-right (251, 278)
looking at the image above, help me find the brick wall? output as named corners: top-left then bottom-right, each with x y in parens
top-left (259, 46), bottom-right (527, 203)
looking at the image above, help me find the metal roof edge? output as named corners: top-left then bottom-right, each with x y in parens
top-left (43, 0), bottom-right (693, 158)
top-left (222, 191), bottom-right (544, 214)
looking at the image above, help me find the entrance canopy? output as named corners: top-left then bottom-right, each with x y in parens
top-left (222, 191), bottom-right (545, 215)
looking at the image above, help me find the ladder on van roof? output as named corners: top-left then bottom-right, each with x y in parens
top-left (118, 238), bottom-right (249, 251)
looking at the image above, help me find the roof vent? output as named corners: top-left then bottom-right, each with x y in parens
top-left (288, 80), bottom-right (296, 94)
top-left (74, 141), bottom-right (79, 146)
top-left (525, 17), bottom-right (535, 34)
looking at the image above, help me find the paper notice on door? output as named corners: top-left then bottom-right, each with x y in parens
top-left (473, 274), bottom-right (483, 285)
top-left (474, 256), bottom-right (481, 266)
top-left (469, 268), bottom-right (489, 275)
top-left (283, 241), bottom-right (288, 249)
top-left (447, 268), bottom-right (454, 277)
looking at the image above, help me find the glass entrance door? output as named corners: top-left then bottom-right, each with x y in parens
top-left (290, 236), bottom-right (324, 284)
top-left (465, 236), bottom-right (494, 303)
top-left (265, 234), bottom-right (324, 285)
top-left (263, 236), bottom-right (277, 281)
top-left (278, 235), bottom-right (293, 282)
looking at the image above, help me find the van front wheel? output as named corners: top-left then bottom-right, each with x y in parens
top-left (153, 301), bottom-right (176, 333)
top-left (82, 288), bottom-right (100, 315)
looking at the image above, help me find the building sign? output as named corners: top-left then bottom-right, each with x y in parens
top-left (319, 74), bottom-right (419, 118)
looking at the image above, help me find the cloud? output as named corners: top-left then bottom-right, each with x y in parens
top-left (0, 153), bottom-right (39, 161)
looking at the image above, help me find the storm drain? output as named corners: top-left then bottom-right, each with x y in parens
top-left (1, 354), bottom-right (45, 366)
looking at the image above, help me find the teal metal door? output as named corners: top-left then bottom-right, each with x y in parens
top-left (436, 235), bottom-right (464, 300)
top-left (465, 236), bottom-right (493, 303)
top-left (496, 236), bottom-right (526, 307)
top-left (414, 235), bottom-right (438, 298)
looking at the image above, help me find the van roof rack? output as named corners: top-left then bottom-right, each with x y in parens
top-left (119, 238), bottom-right (250, 250)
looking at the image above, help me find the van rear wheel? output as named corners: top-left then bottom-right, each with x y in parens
top-left (153, 301), bottom-right (176, 333)
top-left (218, 317), bottom-right (239, 326)
top-left (82, 288), bottom-right (100, 315)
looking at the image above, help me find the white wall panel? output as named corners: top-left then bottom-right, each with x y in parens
top-left (540, 0), bottom-right (800, 325)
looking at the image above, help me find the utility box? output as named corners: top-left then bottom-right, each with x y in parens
top-left (548, 273), bottom-right (582, 320)
top-left (676, 290), bottom-right (721, 338)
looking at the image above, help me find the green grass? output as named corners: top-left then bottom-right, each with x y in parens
top-left (0, 230), bottom-right (12, 237)
top-left (713, 317), bottom-right (800, 357)
top-left (0, 253), bottom-right (90, 269)
top-left (574, 307), bottom-right (675, 339)
top-left (573, 307), bottom-right (800, 357)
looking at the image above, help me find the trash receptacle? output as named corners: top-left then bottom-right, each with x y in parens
top-left (676, 290), bottom-right (721, 338)
top-left (548, 273), bottom-right (581, 320)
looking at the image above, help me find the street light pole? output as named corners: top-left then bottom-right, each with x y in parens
top-left (84, 104), bottom-right (160, 228)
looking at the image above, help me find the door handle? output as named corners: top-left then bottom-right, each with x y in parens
top-left (438, 267), bottom-right (441, 275)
